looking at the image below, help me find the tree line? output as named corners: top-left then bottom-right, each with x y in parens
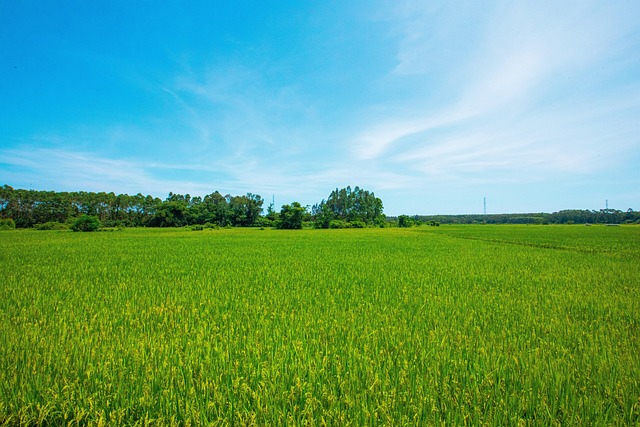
top-left (0, 184), bottom-right (386, 230)
top-left (6, 183), bottom-right (633, 230)
top-left (398, 209), bottom-right (640, 226)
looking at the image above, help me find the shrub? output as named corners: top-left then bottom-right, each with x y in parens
top-left (0, 218), bottom-right (16, 230)
top-left (256, 217), bottom-right (276, 228)
top-left (398, 215), bottom-right (414, 228)
top-left (71, 215), bottom-right (101, 232)
top-left (329, 220), bottom-right (350, 229)
top-left (350, 220), bottom-right (366, 228)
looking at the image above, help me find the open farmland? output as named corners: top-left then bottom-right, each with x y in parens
top-left (1, 226), bottom-right (639, 425)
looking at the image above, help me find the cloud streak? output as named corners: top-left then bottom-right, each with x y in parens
top-left (1, 1), bottom-right (638, 215)
top-left (352, 1), bottom-right (640, 179)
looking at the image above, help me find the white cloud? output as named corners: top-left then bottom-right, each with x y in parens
top-left (1, 148), bottom-right (152, 192)
top-left (0, 147), bottom-right (228, 197)
top-left (350, 0), bottom-right (640, 189)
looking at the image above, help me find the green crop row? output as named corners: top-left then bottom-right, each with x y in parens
top-left (1, 226), bottom-right (638, 425)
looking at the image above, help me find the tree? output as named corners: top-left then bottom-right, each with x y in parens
top-left (203, 191), bottom-right (230, 226)
top-left (150, 200), bottom-right (188, 227)
top-left (71, 215), bottom-right (101, 232)
top-left (313, 186), bottom-right (385, 228)
top-left (277, 202), bottom-right (306, 229)
top-left (0, 185), bottom-right (13, 212)
top-left (398, 215), bottom-right (414, 228)
top-left (265, 202), bottom-right (279, 222)
top-left (228, 193), bottom-right (264, 226)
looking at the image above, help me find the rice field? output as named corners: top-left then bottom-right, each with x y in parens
top-left (1, 225), bottom-right (639, 425)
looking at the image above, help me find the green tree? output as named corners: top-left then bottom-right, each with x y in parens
top-left (398, 215), bottom-right (414, 228)
top-left (265, 202), bottom-right (279, 222)
top-left (203, 191), bottom-right (231, 226)
top-left (277, 202), bottom-right (306, 229)
top-left (150, 200), bottom-right (188, 227)
top-left (228, 193), bottom-right (264, 226)
top-left (71, 215), bottom-right (101, 232)
top-left (313, 186), bottom-right (384, 228)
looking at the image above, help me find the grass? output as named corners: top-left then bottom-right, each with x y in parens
top-left (0, 225), bottom-right (639, 425)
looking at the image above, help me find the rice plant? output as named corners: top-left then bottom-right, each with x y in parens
top-left (0, 226), bottom-right (638, 425)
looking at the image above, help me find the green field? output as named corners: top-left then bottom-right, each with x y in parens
top-left (1, 226), bottom-right (639, 425)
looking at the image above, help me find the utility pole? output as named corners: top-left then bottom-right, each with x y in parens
top-left (483, 197), bottom-right (487, 214)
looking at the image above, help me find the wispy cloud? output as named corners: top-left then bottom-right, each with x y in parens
top-left (0, 148), bottom-right (158, 193)
top-left (1, 1), bottom-right (638, 215)
top-left (350, 0), bottom-right (640, 193)
top-left (0, 144), bottom-right (348, 205)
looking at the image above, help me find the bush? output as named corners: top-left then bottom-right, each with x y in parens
top-left (256, 217), bottom-right (276, 228)
top-left (34, 221), bottom-right (68, 231)
top-left (329, 220), bottom-right (350, 229)
top-left (350, 220), bottom-right (366, 228)
top-left (71, 215), bottom-right (101, 232)
top-left (398, 215), bottom-right (414, 228)
top-left (0, 218), bottom-right (16, 230)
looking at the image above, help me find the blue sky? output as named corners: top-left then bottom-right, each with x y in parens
top-left (1, 1), bottom-right (639, 215)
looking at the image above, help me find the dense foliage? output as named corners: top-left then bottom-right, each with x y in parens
top-left (70, 215), bottom-right (101, 232)
top-left (0, 185), bottom-right (265, 228)
top-left (312, 186), bottom-right (385, 228)
top-left (277, 202), bottom-right (306, 229)
top-left (397, 214), bottom-right (415, 228)
top-left (0, 185), bottom-right (389, 229)
top-left (3, 183), bottom-right (638, 229)
top-left (1, 226), bottom-right (638, 425)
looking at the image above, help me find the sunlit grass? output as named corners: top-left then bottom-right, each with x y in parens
top-left (1, 226), bottom-right (639, 425)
